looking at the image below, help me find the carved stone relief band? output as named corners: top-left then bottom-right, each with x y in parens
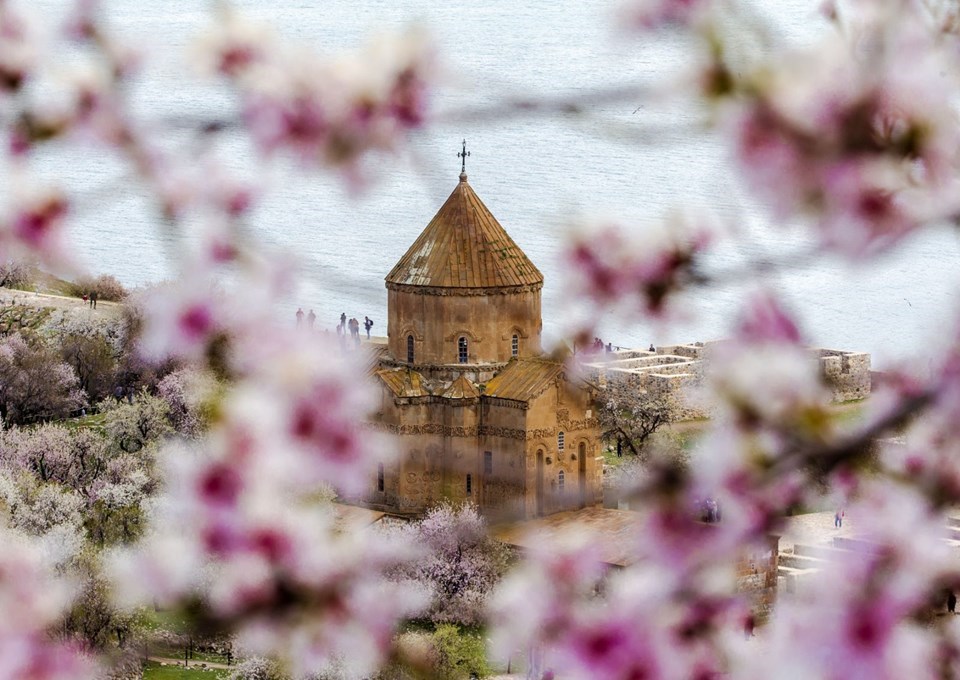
top-left (387, 282), bottom-right (543, 297)
top-left (366, 421), bottom-right (599, 440)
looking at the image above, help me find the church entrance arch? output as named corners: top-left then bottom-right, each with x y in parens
top-left (536, 449), bottom-right (544, 516)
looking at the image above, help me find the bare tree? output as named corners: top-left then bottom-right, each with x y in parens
top-left (0, 333), bottom-right (85, 425)
top-left (61, 334), bottom-right (117, 403)
top-left (597, 387), bottom-right (676, 460)
top-left (0, 260), bottom-right (34, 289)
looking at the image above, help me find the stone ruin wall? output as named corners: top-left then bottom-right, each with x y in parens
top-left (736, 534), bottom-right (780, 624)
top-left (818, 349), bottom-right (871, 402)
top-left (588, 343), bottom-right (871, 423)
top-left (600, 369), bottom-right (708, 422)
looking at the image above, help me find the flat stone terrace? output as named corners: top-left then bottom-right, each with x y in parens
top-left (581, 343), bottom-right (705, 385)
top-left (778, 510), bottom-right (960, 594)
top-left (780, 510), bottom-right (858, 553)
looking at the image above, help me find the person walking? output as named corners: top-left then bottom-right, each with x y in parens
top-left (350, 318), bottom-right (361, 347)
top-left (307, 309), bottom-right (316, 330)
top-left (339, 312), bottom-right (346, 332)
top-left (834, 508), bottom-right (844, 528)
top-left (364, 316), bottom-right (373, 339)
top-left (296, 308), bottom-right (304, 329)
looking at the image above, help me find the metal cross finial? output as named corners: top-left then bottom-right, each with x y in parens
top-left (457, 139), bottom-right (470, 173)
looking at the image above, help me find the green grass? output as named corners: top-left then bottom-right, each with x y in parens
top-left (61, 412), bottom-right (108, 431)
top-left (830, 398), bottom-right (869, 426)
top-left (602, 445), bottom-right (628, 468)
top-left (33, 271), bottom-right (82, 297)
top-left (602, 422), bottom-right (707, 467)
top-left (142, 661), bottom-right (230, 680)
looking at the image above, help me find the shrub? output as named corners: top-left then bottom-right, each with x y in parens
top-left (228, 657), bottom-right (287, 680)
top-left (101, 391), bottom-right (173, 453)
top-left (0, 333), bottom-right (85, 425)
top-left (72, 274), bottom-right (129, 302)
top-left (156, 368), bottom-right (216, 438)
top-left (0, 260), bottom-right (34, 289)
top-left (60, 334), bottom-right (118, 404)
top-left (430, 624), bottom-right (489, 680)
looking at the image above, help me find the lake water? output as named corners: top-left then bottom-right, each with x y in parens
top-left (27, 0), bottom-right (960, 368)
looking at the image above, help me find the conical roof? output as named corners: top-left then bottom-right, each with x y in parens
top-left (386, 174), bottom-right (543, 289)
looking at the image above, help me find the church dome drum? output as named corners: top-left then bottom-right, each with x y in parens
top-left (385, 169), bottom-right (543, 367)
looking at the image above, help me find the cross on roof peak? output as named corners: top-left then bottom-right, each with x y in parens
top-left (457, 139), bottom-right (470, 178)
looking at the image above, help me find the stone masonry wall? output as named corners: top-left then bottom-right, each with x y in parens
top-left (736, 534), bottom-right (780, 624)
top-left (818, 349), bottom-right (871, 402)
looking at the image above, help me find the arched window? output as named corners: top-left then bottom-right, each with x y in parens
top-left (579, 442), bottom-right (586, 458)
top-left (558, 470), bottom-right (565, 492)
top-left (406, 335), bottom-right (415, 363)
top-left (511, 334), bottom-right (519, 357)
top-left (558, 431), bottom-right (565, 451)
top-left (377, 463), bottom-right (384, 492)
top-left (458, 337), bottom-right (468, 363)
top-left (466, 473), bottom-right (472, 496)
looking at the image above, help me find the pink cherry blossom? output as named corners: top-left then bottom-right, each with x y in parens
top-left (0, 185), bottom-right (72, 268)
top-left (224, 25), bottom-right (436, 181)
top-left (0, 5), bottom-right (39, 94)
top-left (619, 0), bottom-right (711, 31)
top-left (728, 13), bottom-right (960, 255)
top-left (136, 279), bottom-right (224, 363)
top-left (564, 213), bottom-right (712, 336)
top-left (192, 9), bottom-right (274, 79)
top-left (737, 291), bottom-right (802, 345)
top-left (0, 528), bottom-right (96, 679)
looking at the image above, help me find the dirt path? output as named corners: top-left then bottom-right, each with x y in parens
top-left (0, 287), bottom-right (121, 317)
top-left (147, 656), bottom-right (233, 670)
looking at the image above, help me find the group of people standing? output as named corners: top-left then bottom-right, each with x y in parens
top-left (292, 309), bottom-right (374, 349)
top-left (591, 337), bottom-right (613, 353)
top-left (295, 308), bottom-right (317, 330)
top-left (336, 313), bottom-right (374, 346)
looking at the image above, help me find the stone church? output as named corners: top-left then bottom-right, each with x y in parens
top-left (365, 167), bottom-right (603, 520)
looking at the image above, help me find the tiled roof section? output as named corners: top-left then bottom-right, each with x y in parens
top-left (492, 508), bottom-right (641, 567)
top-left (332, 503), bottom-right (386, 531)
top-left (376, 368), bottom-right (430, 397)
top-left (386, 175), bottom-right (544, 288)
top-left (442, 374), bottom-right (480, 399)
top-left (483, 357), bottom-right (563, 402)
top-left (364, 343), bottom-right (390, 377)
